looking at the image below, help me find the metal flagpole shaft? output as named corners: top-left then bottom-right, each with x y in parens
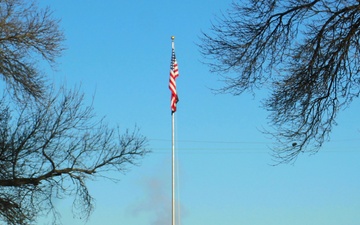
top-left (169, 35), bottom-right (178, 225)
top-left (172, 112), bottom-right (175, 225)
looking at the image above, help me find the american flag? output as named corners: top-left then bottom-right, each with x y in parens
top-left (169, 41), bottom-right (179, 113)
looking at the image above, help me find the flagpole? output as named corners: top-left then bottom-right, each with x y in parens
top-left (171, 35), bottom-right (176, 225)
top-left (169, 35), bottom-right (178, 225)
top-left (171, 111), bottom-right (175, 225)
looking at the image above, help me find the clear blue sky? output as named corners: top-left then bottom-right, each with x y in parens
top-left (37, 1), bottom-right (360, 224)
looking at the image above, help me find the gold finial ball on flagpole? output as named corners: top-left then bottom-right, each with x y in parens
top-left (171, 36), bottom-right (175, 40)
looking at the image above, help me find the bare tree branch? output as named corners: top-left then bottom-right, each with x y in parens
top-left (0, 0), bottom-right (64, 100)
top-left (0, 88), bottom-right (149, 224)
top-left (200, 0), bottom-right (360, 163)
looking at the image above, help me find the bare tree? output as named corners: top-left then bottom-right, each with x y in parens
top-left (200, 0), bottom-right (360, 163)
top-left (0, 88), bottom-right (149, 224)
top-left (0, 0), bottom-right (64, 100)
top-left (0, 0), bottom-right (149, 224)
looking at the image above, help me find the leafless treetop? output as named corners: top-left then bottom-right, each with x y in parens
top-left (0, 0), bottom-right (64, 100)
top-left (200, 0), bottom-right (360, 163)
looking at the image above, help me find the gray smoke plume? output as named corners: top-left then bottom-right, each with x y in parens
top-left (129, 176), bottom-right (171, 225)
